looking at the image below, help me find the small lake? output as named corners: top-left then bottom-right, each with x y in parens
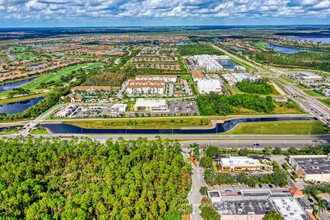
top-left (217, 59), bottom-right (238, 69)
top-left (42, 116), bottom-right (316, 134)
top-left (266, 44), bottom-right (311, 54)
top-left (0, 78), bottom-right (35, 92)
top-left (0, 97), bottom-right (44, 114)
top-left (298, 37), bottom-right (330, 44)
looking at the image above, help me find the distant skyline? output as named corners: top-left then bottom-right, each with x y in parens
top-left (0, 0), bottom-right (330, 27)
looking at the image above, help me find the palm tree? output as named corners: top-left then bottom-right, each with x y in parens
top-left (315, 199), bottom-right (327, 214)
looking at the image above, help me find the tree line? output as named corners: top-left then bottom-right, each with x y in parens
top-left (0, 137), bottom-right (191, 220)
top-left (197, 92), bottom-right (275, 115)
top-left (236, 79), bottom-right (273, 95)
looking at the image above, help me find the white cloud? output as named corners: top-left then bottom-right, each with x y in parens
top-left (0, 0), bottom-right (329, 22)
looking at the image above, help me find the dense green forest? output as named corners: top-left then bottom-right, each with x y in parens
top-left (197, 92), bottom-right (275, 115)
top-left (177, 44), bottom-right (224, 56)
top-left (252, 51), bottom-right (330, 72)
top-left (236, 79), bottom-right (273, 95)
top-left (0, 137), bottom-right (191, 220)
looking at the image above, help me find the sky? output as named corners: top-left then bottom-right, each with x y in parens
top-left (0, 0), bottom-right (330, 27)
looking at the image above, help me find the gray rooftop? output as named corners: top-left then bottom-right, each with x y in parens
top-left (294, 157), bottom-right (330, 174)
top-left (214, 199), bottom-right (275, 215)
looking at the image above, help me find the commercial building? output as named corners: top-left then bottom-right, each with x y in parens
top-left (191, 69), bottom-right (205, 82)
top-left (197, 79), bottom-right (222, 94)
top-left (289, 155), bottom-right (330, 183)
top-left (219, 156), bottom-right (262, 172)
top-left (135, 75), bottom-right (177, 83)
top-left (232, 73), bottom-right (255, 82)
top-left (210, 189), bottom-right (315, 220)
top-left (193, 55), bottom-right (223, 73)
top-left (272, 198), bottom-right (311, 220)
top-left (126, 80), bottom-right (165, 95)
top-left (134, 99), bottom-right (168, 112)
top-left (109, 104), bottom-right (127, 113)
top-left (297, 72), bottom-right (322, 81)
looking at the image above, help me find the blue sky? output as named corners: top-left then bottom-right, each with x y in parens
top-left (0, 0), bottom-right (330, 27)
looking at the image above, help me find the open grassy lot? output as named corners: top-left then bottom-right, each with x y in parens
top-left (225, 121), bottom-right (327, 135)
top-left (0, 93), bottom-right (45, 104)
top-left (30, 127), bottom-right (49, 134)
top-left (62, 117), bottom-right (230, 129)
top-left (234, 101), bottom-right (305, 115)
top-left (23, 63), bottom-right (103, 91)
top-left (0, 127), bottom-right (19, 135)
top-left (304, 89), bottom-right (325, 97)
top-left (320, 99), bottom-right (330, 107)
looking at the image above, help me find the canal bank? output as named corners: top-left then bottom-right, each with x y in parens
top-left (42, 116), bottom-right (318, 134)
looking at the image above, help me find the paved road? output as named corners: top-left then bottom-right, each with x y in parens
top-left (188, 166), bottom-right (205, 220)
top-left (19, 104), bottom-right (63, 136)
top-left (4, 133), bottom-right (329, 149)
top-left (212, 43), bottom-right (330, 125)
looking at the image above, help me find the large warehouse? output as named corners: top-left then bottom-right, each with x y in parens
top-left (289, 155), bottom-right (330, 183)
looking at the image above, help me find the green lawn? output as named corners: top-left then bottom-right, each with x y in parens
top-left (225, 121), bottom-right (327, 135)
top-left (254, 42), bottom-right (266, 48)
top-left (12, 47), bottom-right (27, 53)
top-left (304, 90), bottom-right (325, 97)
top-left (23, 63), bottom-right (103, 91)
top-left (320, 99), bottom-right (330, 107)
top-left (0, 93), bottom-right (45, 105)
top-left (0, 127), bottom-right (19, 135)
top-left (30, 127), bottom-right (49, 134)
top-left (61, 117), bottom-right (231, 129)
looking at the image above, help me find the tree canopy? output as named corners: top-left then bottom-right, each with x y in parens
top-left (197, 92), bottom-right (275, 116)
top-left (0, 137), bottom-right (192, 220)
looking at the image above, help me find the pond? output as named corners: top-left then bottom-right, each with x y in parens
top-left (217, 59), bottom-right (238, 69)
top-left (266, 44), bottom-right (311, 54)
top-left (0, 97), bottom-right (44, 114)
top-left (0, 78), bottom-right (35, 92)
top-left (42, 116), bottom-right (316, 134)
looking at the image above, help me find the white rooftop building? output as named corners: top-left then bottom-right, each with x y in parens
top-left (272, 198), bottom-right (308, 220)
top-left (220, 156), bottom-right (262, 172)
top-left (232, 73), bottom-right (255, 82)
top-left (297, 72), bottom-right (322, 81)
top-left (110, 104), bottom-right (127, 113)
top-left (134, 99), bottom-right (168, 112)
top-left (197, 79), bottom-right (222, 94)
top-left (193, 55), bottom-right (223, 73)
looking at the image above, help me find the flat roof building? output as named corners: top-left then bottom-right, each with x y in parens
top-left (220, 156), bottom-right (262, 172)
top-left (134, 99), bottom-right (168, 112)
top-left (289, 155), bottom-right (330, 183)
top-left (126, 80), bottom-right (165, 95)
top-left (272, 198), bottom-right (311, 220)
top-left (210, 189), bottom-right (314, 220)
top-left (232, 73), bottom-right (255, 82)
top-left (297, 72), bottom-right (322, 81)
top-left (135, 75), bottom-right (177, 83)
top-left (191, 69), bottom-right (205, 82)
top-left (197, 79), bottom-right (222, 94)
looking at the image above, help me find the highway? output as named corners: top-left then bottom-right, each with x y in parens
top-left (3, 133), bottom-right (329, 148)
top-left (211, 43), bottom-right (330, 126)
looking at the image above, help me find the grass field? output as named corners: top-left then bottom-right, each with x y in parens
top-left (234, 101), bottom-right (305, 115)
top-left (62, 117), bottom-right (230, 129)
top-left (0, 93), bottom-right (46, 104)
top-left (0, 127), bottom-right (19, 135)
top-left (254, 42), bottom-right (266, 48)
top-left (225, 121), bottom-right (327, 135)
top-left (23, 63), bottom-right (103, 91)
top-left (304, 90), bottom-right (325, 97)
top-left (30, 127), bottom-right (49, 134)
top-left (320, 99), bottom-right (330, 107)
